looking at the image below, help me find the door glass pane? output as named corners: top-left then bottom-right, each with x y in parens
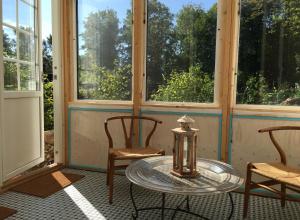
top-left (4, 61), bottom-right (18, 90)
top-left (3, 26), bottom-right (17, 58)
top-left (20, 64), bottom-right (36, 91)
top-left (19, 0), bottom-right (35, 32)
top-left (3, 0), bottom-right (17, 27)
top-left (19, 32), bottom-right (35, 62)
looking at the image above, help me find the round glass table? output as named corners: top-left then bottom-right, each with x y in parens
top-left (126, 156), bottom-right (243, 220)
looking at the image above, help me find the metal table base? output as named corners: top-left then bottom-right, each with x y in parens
top-left (130, 183), bottom-right (235, 220)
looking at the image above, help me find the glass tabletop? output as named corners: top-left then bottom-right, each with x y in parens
top-left (126, 156), bottom-right (243, 196)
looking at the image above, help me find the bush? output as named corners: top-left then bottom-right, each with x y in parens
top-left (151, 66), bottom-right (214, 103)
top-left (78, 64), bottom-right (132, 100)
top-left (43, 75), bottom-right (54, 131)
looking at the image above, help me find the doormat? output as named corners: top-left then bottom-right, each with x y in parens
top-left (0, 206), bottom-right (17, 219)
top-left (11, 171), bottom-right (84, 198)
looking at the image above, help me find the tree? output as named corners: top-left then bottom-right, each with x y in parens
top-left (3, 30), bottom-right (17, 90)
top-left (118, 10), bottom-right (132, 66)
top-left (80, 10), bottom-right (119, 70)
top-left (146, 0), bottom-right (175, 98)
top-left (43, 35), bottom-right (53, 81)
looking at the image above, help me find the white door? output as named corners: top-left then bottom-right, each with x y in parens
top-left (1, 0), bottom-right (44, 181)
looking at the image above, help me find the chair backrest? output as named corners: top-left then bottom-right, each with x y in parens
top-left (104, 115), bottom-right (162, 149)
top-left (259, 126), bottom-right (300, 165)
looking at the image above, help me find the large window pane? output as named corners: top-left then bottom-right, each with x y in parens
top-left (237, 0), bottom-right (300, 106)
top-left (146, 0), bottom-right (217, 103)
top-left (19, 0), bottom-right (35, 32)
top-left (4, 61), bottom-right (18, 90)
top-left (77, 0), bottom-right (132, 100)
top-left (3, 0), bottom-right (17, 27)
top-left (3, 26), bottom-right (17, 58)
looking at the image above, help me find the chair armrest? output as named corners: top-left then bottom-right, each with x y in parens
top-left (259, 126), bottom-right (300, 133)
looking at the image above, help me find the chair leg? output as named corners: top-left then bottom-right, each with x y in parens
top-left (106, 154), bottom-right (110, 186)
top-left (281, 183), bottom-right (286, 208)
top-left (108, 158), bottom-right (115, 204)
top-left (243, 163), bottom-right (253, 219)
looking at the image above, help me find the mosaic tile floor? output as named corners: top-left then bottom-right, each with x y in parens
top-left (0, 169), bottom-right (299, 220)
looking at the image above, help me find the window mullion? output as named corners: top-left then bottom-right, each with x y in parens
top-left (16, 0), bottom-right (20, 90)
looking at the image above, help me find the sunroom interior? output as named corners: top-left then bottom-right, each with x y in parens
top-left (0, 0), bottom-right (300, 219)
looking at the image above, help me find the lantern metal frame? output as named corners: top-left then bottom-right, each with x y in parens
top-left (171, 127), bottom-right (199, 178)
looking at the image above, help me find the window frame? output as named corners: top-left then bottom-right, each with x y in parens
top-left (142, 0), bottom-right (221, 108)
top-left (73, 0), bottom-right (222, 108)
top-left (2, 0), bottom-right (40, 92)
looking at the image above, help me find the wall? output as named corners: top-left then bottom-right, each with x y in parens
top-left (68, 105), bottom-right (221, 170)
top-left (231, 111), bottom-right (300, 179)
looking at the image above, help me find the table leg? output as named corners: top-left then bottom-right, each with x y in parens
top-left (161, 193), bottom-right (166, 220)
top-left (228, 192), bottom-right (234, 220)
top-left (186, 196), bottom-right (190, 211)
top-left (130, 183), bottom-right (138, 219)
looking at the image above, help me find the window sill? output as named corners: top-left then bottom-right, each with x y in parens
top-left (142, 101), bottom-right (220, 110)
top-left (233, 105), bottom-right (300, 117)
top-left (69, 100), bottom-right (133, 107)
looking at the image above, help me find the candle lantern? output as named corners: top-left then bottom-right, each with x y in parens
top-left (171, 115), bottom-right (199, 178)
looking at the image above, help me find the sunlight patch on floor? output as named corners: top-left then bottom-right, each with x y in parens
top-left (64, 185), bottom-right (106, 220)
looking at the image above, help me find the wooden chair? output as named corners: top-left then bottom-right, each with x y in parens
top-left (243, 126), bottom-right (300, 219)
top-left (104, 115), bottom-right (165, 204)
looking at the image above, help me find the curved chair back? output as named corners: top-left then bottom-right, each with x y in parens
top-left (104, 115), bottom-right (162, 149)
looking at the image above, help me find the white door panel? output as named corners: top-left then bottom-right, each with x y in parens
top-left (3, 96), bottom-right (44, 180)
top-left (0, 0), bottom-right (44, 182)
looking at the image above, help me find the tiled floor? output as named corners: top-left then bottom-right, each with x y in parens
top-left (0, 169), bottom-right (299, 219)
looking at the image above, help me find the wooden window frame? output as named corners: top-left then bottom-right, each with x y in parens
top-left (72, 0), bottom-right (226, 109)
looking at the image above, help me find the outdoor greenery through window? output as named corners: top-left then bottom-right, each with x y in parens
top-left (2, 0), bottom-right (38, 91)
top-left (146, 0), bottom-right (217, 103)
top-left (77, 0), bottom-right (132, 100)
top-left (237, 0), bottom-right (300, 106)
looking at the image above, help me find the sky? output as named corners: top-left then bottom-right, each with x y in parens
top-left (41, 0), bottom-right (52, 40)
top-left (76, 0), bottom-right (217, 36)
top-left (3, 0), bottom-right (216, 40)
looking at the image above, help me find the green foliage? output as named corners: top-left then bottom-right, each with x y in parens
top-left (78, 64), bottom-right (132, 100)
top-left (237, 73), bottom-right (299, 105)
top-left (42, 35), bottom-right (54, 130)
top-left (151, 66), bottom-right (214, 103)
top-left (43, 75), bottom-right (54, 131)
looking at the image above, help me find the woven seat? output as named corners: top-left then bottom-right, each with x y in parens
top-left (252, 163), bottom-right (300, 188)
top-left (110, 147), bottom-right (164, 160)
top-left (243, 126), bottom-right (300, 219)
top-left (104, 115), bottom-right (165, 204)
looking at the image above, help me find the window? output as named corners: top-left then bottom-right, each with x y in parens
top-left (146, 0), bottom-right (218, 103)
top-left (76, 0), bottom-right (132, 101)
top-left (2, 0), bottom-right (38, 91)
top-left (237, 0), bottom-right (300, 106)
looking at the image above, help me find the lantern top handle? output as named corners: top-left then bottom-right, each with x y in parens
top-left (177, 115), bottom-right (195, 123)
top-left (177, 115), bottom-right (195, 130)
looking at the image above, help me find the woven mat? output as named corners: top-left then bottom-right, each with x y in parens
top-left (11, 171), bottom-right (84, 198)
top-left (0, 206), bottom-right (17, 220)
